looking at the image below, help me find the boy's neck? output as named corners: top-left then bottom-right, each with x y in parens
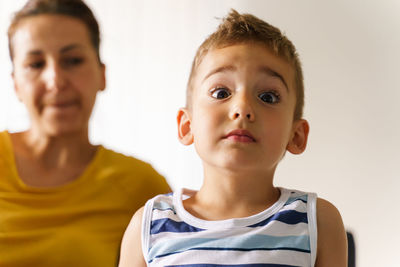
top-left (183, 164), bottom-right (280, 221)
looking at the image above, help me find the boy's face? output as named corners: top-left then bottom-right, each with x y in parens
top-left (178, 43), bottom-right (309, 174)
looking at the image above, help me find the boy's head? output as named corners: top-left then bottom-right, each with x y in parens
top-left (186, 9), bottom-right (304, 120)
top-left (178, 9), bottom-right (310, 172)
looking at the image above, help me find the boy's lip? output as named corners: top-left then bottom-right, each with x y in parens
top-left (224, 129), bottom-right (256, 142)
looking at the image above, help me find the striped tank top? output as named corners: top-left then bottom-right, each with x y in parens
top-left (141, 188), bottom-right (317, 267)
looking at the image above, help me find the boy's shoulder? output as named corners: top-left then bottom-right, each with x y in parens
top-left (279, 189), bottom-right (347, 266)
top-left (314, 197), bottom-right (347, 266)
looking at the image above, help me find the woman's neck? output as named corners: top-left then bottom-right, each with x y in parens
top-left (18, 128), bottom-right (95, 168)
top-left (9, 128), bottom-right (98, 187)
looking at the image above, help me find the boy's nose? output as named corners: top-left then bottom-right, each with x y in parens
top-left (229, 97), bottom-right (255, 122)
top-left (232, 112), bottom-right (253, 120)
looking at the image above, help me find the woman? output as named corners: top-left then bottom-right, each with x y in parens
top-left (0, 0), bottom-right (169, 266)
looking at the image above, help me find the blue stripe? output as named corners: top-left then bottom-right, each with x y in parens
top-left (151, 209), bottom-right (307, 235)
top-left (150, 218), bottom-right (205, 234)
top-left (153, 201), bottom-right (175, 211)
top-left (284, 195), bottom-right (308, 206)
top-left (153, 207), bottom-right (176, 214)
top-left (148, 235), bottom-right (310, 262)
top-left (248, 210), bottom-right (307, 227)
top-left (166, 264), bottom-right (297, 267)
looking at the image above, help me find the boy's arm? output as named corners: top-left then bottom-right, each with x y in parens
top-left (315, 198), bottom-right (348, 267)
top-left (118, 207), bottom-right (147, 267)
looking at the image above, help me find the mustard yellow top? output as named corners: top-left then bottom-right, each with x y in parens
top-left (0, 131), bottom-right (169, 267)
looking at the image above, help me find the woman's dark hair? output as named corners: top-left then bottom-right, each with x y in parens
top-left (8, 0), bottom-right (102, 63)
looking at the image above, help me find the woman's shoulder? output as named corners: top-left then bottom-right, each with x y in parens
top-left (98, 146), bottom-right (157, 173)
top-left (0, 131), bottom-right (14, 162)
top-left (94, 146), bottom-right (170, 192)
top-left (0, 130), bottom-right (11, 150)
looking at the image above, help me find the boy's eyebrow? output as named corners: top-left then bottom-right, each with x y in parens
top-left (202, 65), bottom-right (289, 91)
top-left (202, 65), bottom-right (236, 83)
top-left (259, 66), bottom-right (289, 91)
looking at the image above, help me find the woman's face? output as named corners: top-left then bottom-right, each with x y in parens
top-left (11, 14), bottom-right (105, 137)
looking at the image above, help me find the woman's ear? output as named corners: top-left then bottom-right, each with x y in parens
top-left (12, 72), bottom-right (23, 102)
top-left (99, 63), bottom-right (106, 91)
top-left (287, 119), bottom-right (310, 155)
top-left (177, 108), bottom-right (194, 145)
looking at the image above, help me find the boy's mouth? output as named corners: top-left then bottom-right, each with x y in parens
top-left (224, 129), bottom-right (256, 143)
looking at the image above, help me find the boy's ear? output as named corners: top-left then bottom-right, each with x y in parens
top-left (177, 108), bottom-right (194, 145)
top-left (287, 119), bottom-right (310, 155)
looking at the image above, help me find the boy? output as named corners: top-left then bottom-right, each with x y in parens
top-left (119, 9), bottom-right (347, 267)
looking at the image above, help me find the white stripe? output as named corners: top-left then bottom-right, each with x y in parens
top-left (280, 200), bottom-right (307, 213)
top-left (150, 248), bottom-right (310, 266)
top-left (307, 193), bottom-right (318, 267)
top-left (142, 198), bottom-right (153, 263)
top-left (288, 190), bottom-right (308, 198)
top-left (152, 195), bottom-right (174, 206)
top-left (151, 209), bottom-right (182, 222)
top-left (150, 201), bottom-right (307, 223)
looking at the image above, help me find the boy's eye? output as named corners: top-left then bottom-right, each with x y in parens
top-left (258, 91), bottom-right (280, 104)
top-left (211, 88), bottom-right (231, 99)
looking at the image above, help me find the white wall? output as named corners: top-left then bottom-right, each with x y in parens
top-left (1, 0), bottom-right (399, 266)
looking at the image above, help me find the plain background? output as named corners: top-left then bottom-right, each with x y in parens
top-left (1, 0), bottom-right (399, 266)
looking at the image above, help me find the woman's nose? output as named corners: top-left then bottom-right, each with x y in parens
top-left (43, 62), bottom-right (67, 91)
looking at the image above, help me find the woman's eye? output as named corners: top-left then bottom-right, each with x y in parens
top-left (63, 57), bottom-right (84, 67)
top-left (211, 88), bottom-right (231, 99)
top-left (28, 61), bottom-right (45, 69)
top-left (258, 91), bottom-right (280, 104)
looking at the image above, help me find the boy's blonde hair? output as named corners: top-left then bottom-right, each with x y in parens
top-left (187, 9), bottom-right (304, 120)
